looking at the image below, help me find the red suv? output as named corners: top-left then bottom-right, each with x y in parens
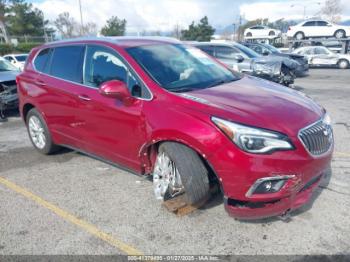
top-left (17, 37), bottom-right (333, 219)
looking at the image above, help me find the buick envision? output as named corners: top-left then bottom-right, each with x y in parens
top-left (17, 37), bottom-right (333, 219)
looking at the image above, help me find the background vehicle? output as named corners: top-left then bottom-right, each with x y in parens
top-left (242, 42), bottom-right (309, 76)
top-left (293, 46), bottom-right (350, 69)
top-left (0, 57), bottom-right (20, 120)
top-left (3, 54), bottom-right (28, 71)
top-left (194, 42), bottom-right (298, 86)
top-left (244, 25), bottom-right (281, 39)
top-left (16, 37), bottom-right (333, 220)
top-left (287, 19), bottom-right (350, 40)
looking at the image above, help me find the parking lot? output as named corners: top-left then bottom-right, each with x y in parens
top-left (0, 69), bottom-right (350, 255)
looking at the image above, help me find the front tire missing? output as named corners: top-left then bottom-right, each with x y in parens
top-left (153, 142), bottom-right (210, 205)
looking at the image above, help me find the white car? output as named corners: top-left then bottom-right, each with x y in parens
top-left (293, 46), bottom-right (349, 69)
top-left (3, 54), bottom-right (28, 71)
top-left (244, 25), bottom-right (281, 39)
top-left (287, 19), bottom-right (350, 40)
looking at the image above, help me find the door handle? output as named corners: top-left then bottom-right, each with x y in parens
top-left (78, 94), bottom-right (91, 101)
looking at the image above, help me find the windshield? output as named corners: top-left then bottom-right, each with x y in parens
top-left (15, 55), bottom-right (28, 62)
top-left (127, 44), bottom-right (240, 92)
top-left (0, 59), bottom-right (19, 72)
top-left (233, 43), bottom-right (261, 59)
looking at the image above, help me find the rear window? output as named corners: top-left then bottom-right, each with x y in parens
top-left (49, 46), bottom-right (85, 83)
top-left (34, 48), bottom-right (51, 73)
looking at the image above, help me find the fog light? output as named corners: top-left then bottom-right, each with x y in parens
top-left (246, 175), bottom-right (295, 197)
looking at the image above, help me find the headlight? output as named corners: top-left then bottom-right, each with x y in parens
top-left (323, 112), bottom-right (331, 126)
top-left (212, 117), bottom-right (294, 154)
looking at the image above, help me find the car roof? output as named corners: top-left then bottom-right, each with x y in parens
top-left (37, 36), bottom-right (181, 49)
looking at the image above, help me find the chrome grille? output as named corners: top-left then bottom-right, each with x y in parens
top-left (299, 119), bottom-right (333, 156)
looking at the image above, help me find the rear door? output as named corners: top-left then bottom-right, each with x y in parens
top-left (302, 21), bottom-right (317, 37)
top-left (36, 45), bottom-right (87, 148)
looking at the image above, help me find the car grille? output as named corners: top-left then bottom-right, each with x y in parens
top-left (299, 120), bottom-right (333, 156)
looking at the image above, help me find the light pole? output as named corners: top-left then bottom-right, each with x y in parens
top-left (78, 0), bottom-right (84, 35)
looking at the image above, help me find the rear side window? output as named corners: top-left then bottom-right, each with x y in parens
top-left (303, 21), bottom-right (316, 27)
top-left (34, 48), bottom-right (52, 73)
top-left (50, 46), bottom-right (85, 83)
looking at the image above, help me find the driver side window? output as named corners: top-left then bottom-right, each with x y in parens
top-left (84, 45), bottom-right (151, 99)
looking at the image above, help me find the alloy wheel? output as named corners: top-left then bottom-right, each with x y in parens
top-left (153, 152), bottom-right (184, 200)
top-left (28, 115), bottom-right (46, 149)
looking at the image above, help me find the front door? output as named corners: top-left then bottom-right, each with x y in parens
top-left (76, 44), bottom-right (151, 172)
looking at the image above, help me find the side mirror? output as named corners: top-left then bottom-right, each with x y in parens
top-left (99, 80), bottom-right (130, 101)
top-left (234, 54), bottom-right (244, 63)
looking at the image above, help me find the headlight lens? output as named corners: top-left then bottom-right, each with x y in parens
top-left (212, 117), bottom-right (294, 154)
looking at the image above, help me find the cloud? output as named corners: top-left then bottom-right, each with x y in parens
top-left (240, 0), bottom-right (350, 21)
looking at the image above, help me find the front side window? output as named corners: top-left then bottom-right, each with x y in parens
top-left (127, 44), bottom-right (240, 92)
top-left (196, 45), bottom-right (214, 56)
top-left (15, 55), bottom-right (28, 62)
top-left (215, 46), bottom-right (239, 60)
top-left (314, 47), bottom-right (330, 55)
top-left (84, 45), bottom-right (127, 88)
top-left (50, 46), bottom-right (85, 83)
top-left (317, 21), bottom-right (328, 26)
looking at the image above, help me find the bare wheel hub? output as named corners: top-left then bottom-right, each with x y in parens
top-left (28, 116), bottom-right (46, 149)
top-left (153, 152), bottom-right (184, 200)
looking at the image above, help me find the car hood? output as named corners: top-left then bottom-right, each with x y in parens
top-left (254, 56), bottom-right (300, 69)
top-left (0, 70), bottom-right (19, 82)
top-left (182, 76), bottom-right (323, 136)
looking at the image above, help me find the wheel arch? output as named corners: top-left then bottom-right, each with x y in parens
top-left (139, 137), bottom-right (223, 192)
top-left (22, 103), bottom-right (36, 122)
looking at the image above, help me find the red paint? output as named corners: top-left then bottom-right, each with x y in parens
top-left (17, 38), bottom-right (333, 219)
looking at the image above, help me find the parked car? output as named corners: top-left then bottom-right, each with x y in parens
top-left (293, 46), bottom-right (350, 69)
top-left (17, 37), bottom-right (333, 220)
top-left (194, 42), bottom-right (299, 86)
top-left (3, 54), bottom-right (28, 71)
top-left (0, 57), bottom-right (20, 121)
top-left (287, 19), bottom-right (350, 40)
top-left (242, 42), bottom-right (309, 76)
top-left (244, 25), bottom-right (281, 39)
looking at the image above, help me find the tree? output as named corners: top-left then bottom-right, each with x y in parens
top-left (54, 12), bottom-right (78, 38)
top-left (82, 22), bottom-right (98, 36)
top-left (0, 0), bottom-right (9, 42)
top-left (181, 16), bottom-right (215, 42)
top-left (100, 16), bottom-right (126, 36)
top-left (5, 0), bottom-right (52, 37)
top-left (321, 0), bottom-right (342, 23)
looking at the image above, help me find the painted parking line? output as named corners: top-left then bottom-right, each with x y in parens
top-left (0, 176), bottom-right (143, 256)
top-left (335, 152), bottom-right (350, 158)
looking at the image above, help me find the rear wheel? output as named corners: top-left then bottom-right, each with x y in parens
top-left (338, 59), bottom-right (349, 69)
top-left (268, 31), bottom-right (275, 36)
top-left (334, 30), bottom-right (346, 39)
top-left (26, 108), bottom-right (59, 154)
top-left (153, 142), bottom-right (210, 205)
top-left (246, 32), bottom-right (252, 37)
top-left (295, 32), bottom-right (304, 40)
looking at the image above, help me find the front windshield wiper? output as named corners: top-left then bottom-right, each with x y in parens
top-left (168, 87), bottom-right (195, 93)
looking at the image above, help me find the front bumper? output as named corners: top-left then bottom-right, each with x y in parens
top-left (207, 135), bottom-right (333, 220)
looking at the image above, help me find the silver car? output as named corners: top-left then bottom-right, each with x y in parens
top-left (293, 46), bottom-right (350, 69)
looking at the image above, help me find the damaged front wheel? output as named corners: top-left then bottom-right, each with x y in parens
top-left (153, 142), bottom-right (210, 205)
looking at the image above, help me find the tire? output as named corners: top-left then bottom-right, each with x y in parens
top-left (294, 32), bottom-right (304, 40)
top-left (338, 59), bottom-right (349, 69)
top-left (154, 142), bottom-right (210, 205)
top-left (26, 108), bottom-right (59, 154)
top-left (334, 29), bottom-right (346, 39)
top-left (246, 32), bottom-right (252, 37)
top-left (269, 31), bottom-right (275, 36)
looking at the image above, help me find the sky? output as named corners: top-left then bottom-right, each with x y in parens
top-left (29, 0), bottom-right (350, 33)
